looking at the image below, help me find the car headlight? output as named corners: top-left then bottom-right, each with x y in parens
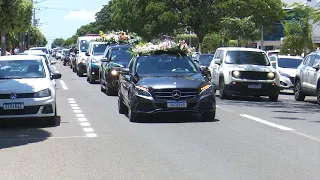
top-left (267, 72), bottom-right (275, 79)
top-left (34, 88), bottom-right (51, 98)
top-left (278, 70), bottom-right (290, 78)
top-left (232, 70), bottom-right (241, 78)
top-left (111, 69), bottom-right (118, 75)
top-left (199, 84), bottom-right (213, 95)
top-left (81, 59), bottom-right (86, 63)
top-left (134, 85), bottom-right (151, 97)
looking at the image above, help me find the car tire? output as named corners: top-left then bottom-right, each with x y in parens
top-left (294, 79), bottom-right (305, 101)
top-left (63, 62), bottom-right (66, 66)
top-left (317, 86), bottom-right (320, 105)
top-left (118, 95), bottom-right (127, 114)
top-left (77, 71), bottom-right (83, 77)
top-left (202, 111), bottom-right (216, 121)
top-left (269, 93), bottom-right (279, 102)
top-left (219, 78), bottom-right (228, 99)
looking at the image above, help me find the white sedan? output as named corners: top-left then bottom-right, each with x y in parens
top-left (0, 55), bottom-right (62, 126)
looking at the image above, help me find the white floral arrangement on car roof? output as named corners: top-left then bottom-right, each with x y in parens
top-left (94, 31), bottom-right (142, 45)
top-left (130, 40), bottom-right (195, 56)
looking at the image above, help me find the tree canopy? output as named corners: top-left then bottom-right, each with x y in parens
top-left (51, 38), bottom-right (65, 48)
top-left (61, 0), bottom-right (287, 51)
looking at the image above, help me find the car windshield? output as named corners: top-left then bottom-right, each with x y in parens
top-left (0, 60), bottom-right (46, 79)
top-left (63, 50), bottom-right (69, 55)
top-left (80, 40), bottom-right (89, 52)
top-left (225, 51), bottom-right (270, 66)
top-left (92, 44), bottom-right (107, 55)
top-left (136, 54), bottom-right (199, 75)
top-left (199, 54), bottom-right (214, 66)
top-left (31, 48), bottom-right (48, 54)
top-left (111, 49), bottom-right (131, 63)
top-left (58, 50), bottom-right (62, 53)
top-left (278, 58), bottom-right (303, 69)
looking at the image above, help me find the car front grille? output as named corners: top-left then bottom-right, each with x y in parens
top-left (0, 105), bottom-right (40, 115)
top-left (238, 71), bottom-right (270, 80)
top-left (153, 88), bottom-right (198, 100)
top-left (0, 93), bottom-right (34, 99)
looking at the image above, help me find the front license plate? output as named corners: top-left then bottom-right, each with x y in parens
top-left (3, 103), bottom-right (24, 110)
top-left (167, 101), bottom-right (187, 108)
top-left (248, 84), bottom-right (262, 89)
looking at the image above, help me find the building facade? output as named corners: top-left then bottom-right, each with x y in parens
top-left (254, 0), bottom-right (320, 50)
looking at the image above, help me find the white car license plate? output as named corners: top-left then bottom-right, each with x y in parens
top-left (3, 103), bottom-right (24, 110)
top-left (248, 84), bottom-right (262, 89)
top-left (167, 101), bottom-right (187, 108)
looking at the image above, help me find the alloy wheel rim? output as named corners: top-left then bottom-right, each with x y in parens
top-left (295, 82), bottom-right (300, 98)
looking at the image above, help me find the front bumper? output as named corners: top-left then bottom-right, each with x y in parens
top-left (131, 93), bottom-right (216, 115)
top-left (225, 81), bottom-right (279, 96)
top-left (279, 76), bottom-right (294, 90)
top-left (89, 66), bottom-right (100, 80)
top-left (0, 97), bottom-right (55, 119)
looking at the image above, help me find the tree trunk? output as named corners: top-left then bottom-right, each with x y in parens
top-left (1, 27), bottom-right (6, 56)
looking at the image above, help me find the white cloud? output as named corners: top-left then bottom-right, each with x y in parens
top-left (63, 7), bottom-right (102, 22)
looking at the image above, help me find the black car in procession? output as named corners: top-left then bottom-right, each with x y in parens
top-left (100, 44), bottom-right (131, 95)
top-left (194, 53), bottom-right (214, 78)
top-left (118, 52), bottom-right (216, 122)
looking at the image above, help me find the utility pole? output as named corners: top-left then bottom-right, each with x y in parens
top-left (27, 0), bottom-right (34, 50)
top-left (260, 25), bottom-right (264, 50)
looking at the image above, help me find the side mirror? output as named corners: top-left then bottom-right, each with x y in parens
top-left (101, 57), bottom-right (108, 62)
top-left (51, 61), bottom-right (56, 65)
top-left (200, 66), bottom-right (209, 73)
top-left (85, 52), bottom-right (90, 56)
top-left (120, 68), bottom-right (130, 75)
top-left (312, 63), bottom-right (320, 70)
top-left (214, 59), bottom-right (221, 65)
top-left (271, 62), bottom-right (277, 68)
top-left (51, 73), bottom-right (62, 79)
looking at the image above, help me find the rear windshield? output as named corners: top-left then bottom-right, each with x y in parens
top-left (199, 54), bottom-right (214, 66)
top-left (225, 51), bottom-right (270, 66)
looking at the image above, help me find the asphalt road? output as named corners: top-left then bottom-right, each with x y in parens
top-left (1, 58), bottom-right (320, 180)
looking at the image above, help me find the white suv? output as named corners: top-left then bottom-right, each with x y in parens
top-left (209, 47), bottom-right (280, 101)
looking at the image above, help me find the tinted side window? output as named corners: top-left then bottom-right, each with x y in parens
top-left (128, 58), bottom-right (135, 72)
top-left (306, 55), bottom-right (316, 66)
top-left (219, 50), bottom-right (225, 62)
top-left (214, 50), bottom-right (221, 59)
top-left (313, 55), bottom-right (320, 65)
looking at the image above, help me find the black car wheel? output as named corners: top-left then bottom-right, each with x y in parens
top-left (219, 78), bottom-right (228, 99)
top-left (294, 79), bottom-right (305, 101)
top-left (317, 86), bottom-right (320, 105)
top-left (128, 106), bottom-right (139, 122)
top-left (269, 93), bottom-right (279, 102)
top-left (118, 95), bottom-right (128, 114)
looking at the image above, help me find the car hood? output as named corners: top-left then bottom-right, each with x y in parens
top-left (226, 64), bottom-right (276, 72)
top-left (0, 78), bottom-right (51, 93)
top-left (137, 73), bottom-right (207, 89)
top-left (277, 67), bottom-right (296, 77)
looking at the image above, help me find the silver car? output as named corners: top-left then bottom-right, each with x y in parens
top-left (270, 55), bottom-right (303, 90)
top-left (294, 51), bottom-right (320, 104)
top-left (209, 47), bottom-right (280, 101)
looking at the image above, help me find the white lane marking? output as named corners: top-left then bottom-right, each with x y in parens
top-left (78, 118), bottom-right (88, 122)
top-left (68, 98), bottom-right (97, 137)
top-left (80, 122), bottom-right (91, 127)
top-left (86, 133), bottom-right (97, 137)
top-left (73, 110), bottom-right (82, 113)
top-left (76, 114), bottom-right (85, 118)
top-left (292, 131), bottom-right (320, 142)
top-left (240, 114), bottom-right (294, 131)
top-left (59, 80), bottom-right (68, 90)
top-left (83, 128), bottom-right (94, 133)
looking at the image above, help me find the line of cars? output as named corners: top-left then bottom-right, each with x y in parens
top-left (0, 47), bottom-right (62, 126)
top-left (62, 36), bottom-right (216, 122)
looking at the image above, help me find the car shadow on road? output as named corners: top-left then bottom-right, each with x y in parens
top-left (126, 113), bottom-right (219, 124)
top-left (0, 117), bottom-right (58, 149)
